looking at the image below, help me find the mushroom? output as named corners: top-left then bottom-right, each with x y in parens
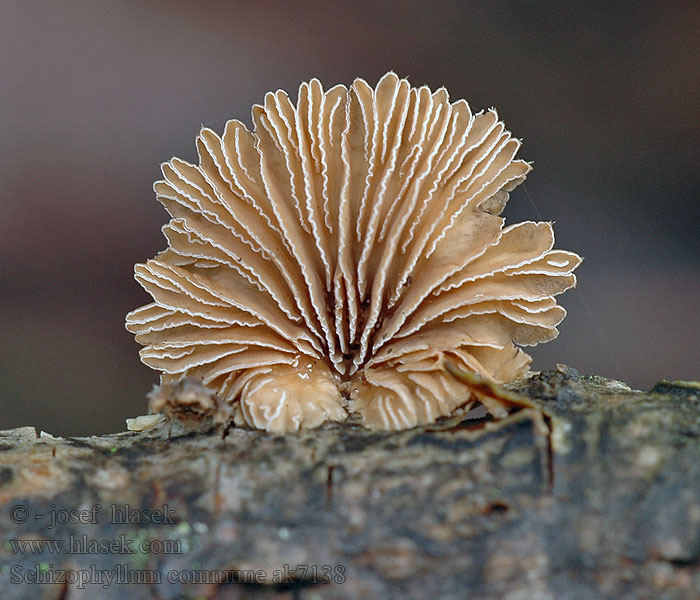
top-left (126, 72), bottom-right (582, 432)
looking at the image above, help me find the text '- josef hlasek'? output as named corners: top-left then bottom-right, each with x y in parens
top-left (9, 503), bottom-right (176, 529)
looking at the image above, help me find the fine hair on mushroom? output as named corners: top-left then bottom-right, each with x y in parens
top-left (126, 72), bottom-right (582, 433)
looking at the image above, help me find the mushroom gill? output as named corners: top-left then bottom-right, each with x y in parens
top-left (126, 72), bottom-right (582, 432)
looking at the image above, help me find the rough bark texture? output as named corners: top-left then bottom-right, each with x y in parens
top-left (1, 367), bottom-right (700, 600)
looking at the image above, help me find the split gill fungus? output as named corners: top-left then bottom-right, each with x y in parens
top-left (126, 72), bottom-right (582, 433)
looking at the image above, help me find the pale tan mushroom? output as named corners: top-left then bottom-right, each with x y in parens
top-left (126, 72), bottom-right (582, 432)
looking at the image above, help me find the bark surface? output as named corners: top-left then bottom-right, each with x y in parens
top-left (1, 367), bottom-right (699, 600)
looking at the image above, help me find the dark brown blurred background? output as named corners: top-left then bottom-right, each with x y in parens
top-left (1, 1), bottom-right (698, 435)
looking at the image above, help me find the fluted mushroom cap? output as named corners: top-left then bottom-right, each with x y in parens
top-left (126, 72), bottom-right (581, 432)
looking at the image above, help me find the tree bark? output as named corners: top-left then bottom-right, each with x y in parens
top-left (1, 367), bottom-right (699, 600)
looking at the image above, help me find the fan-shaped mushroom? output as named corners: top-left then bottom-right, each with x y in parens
top-left (126, 72), bottom-right (582, 432)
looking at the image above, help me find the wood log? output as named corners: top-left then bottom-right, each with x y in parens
top-left (1, 366), bottom-right (699, 599)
